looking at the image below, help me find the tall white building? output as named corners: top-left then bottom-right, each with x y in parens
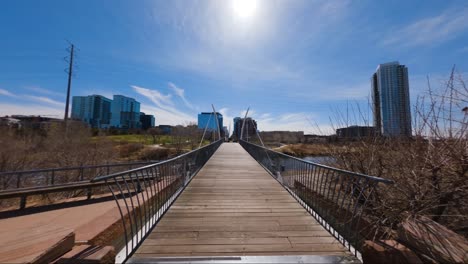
top-left (371, 61), bottom-right (412, 137)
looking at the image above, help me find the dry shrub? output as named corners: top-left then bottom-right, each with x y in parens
top-left (117, 143), bottom-right (144, 159)
top-left (329, 67), bottom-right (468, 239)
top-left (138, 147), bottom-right (174, 161)
top-left (277, 143), bottom-right (341, 157)
top-left (0, 121), bottom-right (116, 172)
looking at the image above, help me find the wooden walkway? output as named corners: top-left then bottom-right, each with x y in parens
top-left (129, 143), bottom-right (357, 262)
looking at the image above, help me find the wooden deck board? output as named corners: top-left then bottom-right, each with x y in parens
top-left (131, 143), bottom-right (353, 259)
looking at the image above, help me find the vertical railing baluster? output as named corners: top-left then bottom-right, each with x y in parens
top-left (236, 140), bottom-right (393, 257)
top-left (135, 170), bottom-right (149, 235)
top-left (108, 178), bottom-right (129, 257)
top-left (121, 174), bottom-right (139, 249)
top-left (128, 172), bottom-right (144, 244)
top-left (17, 173), bottom-right (21, 189)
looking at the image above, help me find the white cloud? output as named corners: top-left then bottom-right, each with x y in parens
top-left (24, 95), bottom-right (64, 108)
top-left (132, 85), bottom-right (173, 108)
top-left (0, 88), bottom-right (16, 97)
top-left (168, 82), bottom-right (195, 109)
top-left (382, 7), bottom-right (468, 48)
top-left (0, 103), bottom-right (63, 118)
top-left (218, 107), bottom-right (233, 130)
top-left (242, 109), bottom-right (334, 135)
top-left (139, 0), bottom-right (352, 86)
top-left (25, 86), bottom-right (63, 97)
top-left (140, 105), bottom-right (195, 126)
top-left (132, 85), bottom-right (196, 125)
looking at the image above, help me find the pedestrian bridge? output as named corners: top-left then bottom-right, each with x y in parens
top-left (90, 140), bottom-right (392, 263)
top-left (129, 143), bottom-right (355, 263)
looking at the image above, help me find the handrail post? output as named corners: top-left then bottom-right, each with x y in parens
top-left (80, 164), bottom-right (84, 181)
top-left (16, 173), bottom-right (21, 189)
top-left (19, 195), bottom-right (26, 209)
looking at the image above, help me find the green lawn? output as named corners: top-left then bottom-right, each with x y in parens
top-left (92, 134), bottom-right (171, 145)
top-left (94, 134), bottom-right (210, 146)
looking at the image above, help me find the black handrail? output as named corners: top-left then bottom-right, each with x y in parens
top-left (239, 139), bottom-right (393, 257)
top-left (91, 139), bottom-right (223, 263)
top-left (0, 161), bottom-right (159, 191)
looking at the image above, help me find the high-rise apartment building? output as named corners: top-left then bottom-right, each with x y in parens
top-left (71, 95), bottom-right (112, 128)
top-left (371, 61), bottom-right (412, 137)
top-left (111, 95), bottom-right (141, 129)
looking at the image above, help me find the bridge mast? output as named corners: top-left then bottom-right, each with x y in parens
top-left (240, 107), bottom-right (250, 140)
top-left (211, 104), bottom-right (221, 141)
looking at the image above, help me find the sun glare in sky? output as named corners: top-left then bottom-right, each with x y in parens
top-left (231, 0), bottom-right (258, 19)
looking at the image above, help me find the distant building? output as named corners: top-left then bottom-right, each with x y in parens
top-left (71, 95), bottom-right (112, 128)
top-left (2, 115), bottom-right (63, 130)
top-left (232, 117), bottom-right (257, 141)
top-left (303, 134), bottom-right (329, 143)
top-left (157, 125), bottom-right (173, 135)
top-left (372, 61), bottom-right (412, 137)
top-left (0, 116), bottom-right (21, 128)
top-left (198, 112), bottom-right (223, 132)
top-left (259, 131), bottom-right (304, 144)
top-left (111, 95), bottom-right (141, 129)
top-left (336, 126), bottom-right (376, 139)
top-left (140, 112), bottom-right (155, 130)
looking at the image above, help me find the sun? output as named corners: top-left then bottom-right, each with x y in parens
top-left (232, 0), bottom-right (258, 19)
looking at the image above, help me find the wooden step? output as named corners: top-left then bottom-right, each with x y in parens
top-left (57, 245), bottom-right (115, 264)
top-left (0, 225), bottom-right (75, 264)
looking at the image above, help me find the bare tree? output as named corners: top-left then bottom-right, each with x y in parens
top-left (147, 127), bottom-right (162, 144)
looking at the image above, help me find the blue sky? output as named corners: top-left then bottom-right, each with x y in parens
top-left (1, 0), bottom-right (467, 134)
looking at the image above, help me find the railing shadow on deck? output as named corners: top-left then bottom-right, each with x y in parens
top-left (239, 140), bottom-right (394, 258)
top-left (91, 140), bottom-right (223, 263)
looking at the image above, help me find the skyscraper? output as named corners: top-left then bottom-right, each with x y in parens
top-left (111, 95), bottom-right (141, 129)
top-left (372, 61), bottom-right (412, 137)
top-left (197, 112), bottom-right (223, 132)
top-left (71, 95), bottom-right (112, 128)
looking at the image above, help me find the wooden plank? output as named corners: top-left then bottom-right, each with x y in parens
top-left (131, 143), bottom-right (352, 259)
top-left (148, 230), bottom-right (333, 239)
top-left (137, 244), bottom-right (348, 254)
top-left (0, 225), bottom-right (75, 264)
top-left (142, 237), bottom-right (291, 246)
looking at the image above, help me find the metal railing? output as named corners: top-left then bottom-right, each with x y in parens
top-left (91, 139), bottom-right (223, 263)
top-left (0, 161), bottom-right (159, 191)
top-left (240, 140), bottom-right (393, 256)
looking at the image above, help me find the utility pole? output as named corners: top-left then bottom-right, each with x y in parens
top-left (64, 43), bottom-right (74, 123)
